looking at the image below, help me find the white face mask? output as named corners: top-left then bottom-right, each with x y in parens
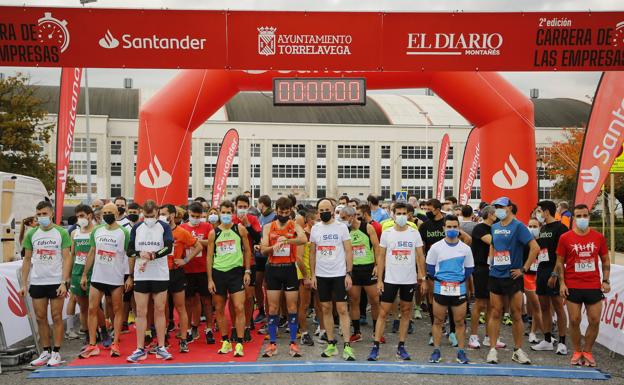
top-left (189, 217), bottom-right (201, 226)
top-left (200, 217), bottom-right (207, 223)
top-left (77, 217), bottom-right (89, 228)
top-left (144, 217), bottom-right (157, 228)
top-left (158, 215), bottom-right (169, 223)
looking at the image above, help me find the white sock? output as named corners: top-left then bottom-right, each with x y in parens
top-left (67, 315), bottom-right (74, 330)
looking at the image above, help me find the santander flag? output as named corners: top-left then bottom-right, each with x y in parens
top-left (211, 129), bottom-right (239, 208)
top-left (436, 134), bottom-right (451, 201)
top-left (55, 68), bottom-right (83, 224)
top-left (459, 128), bottom-right (480, 205)
top-left (574, 72), bottom-right (624, 208)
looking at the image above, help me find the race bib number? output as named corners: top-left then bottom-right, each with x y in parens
top-left (217, 240), bottom-right (236, 255)
top-left (529, 260), bottom-right (539, 272)
top-left (538, 248), bottom-right (550, 263)
top-left (75, 251), bottom-right (87, 265)
top-left (318, 245), bottom-right (336, 259)
top-left (97, 249), bottom-right (116, 265)
top-left (273, 244), bottom-right (291, 257)
top-left (353, 245), bottom-right (366, 259)
top-left (575, 258), bottom-right (596, 273)
top-left (35, 249), bottom-right (57, 265)
top-left (493, 250), bottom-right (511, 266)
top-left (440, 281), bottom-right (460, 296)
top-left (390, 249), bottom-right (411, 265)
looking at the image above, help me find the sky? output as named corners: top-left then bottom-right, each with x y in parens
top-left (1, 0), bottom-right (623, 102)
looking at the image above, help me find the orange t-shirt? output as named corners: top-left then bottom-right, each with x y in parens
top-left (168, 226), bottom-right (197, 270)
top-left (268, 220), bottom-right (298, 264)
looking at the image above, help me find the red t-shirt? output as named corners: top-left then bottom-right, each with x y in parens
top-left (233, 214), bottom-right (262, 266)
top-left (556, 229), bottom-right (608, 289)
top-left (168, 226), bottom-right (197, 270)
top-left (180, 222), bottom-right (212, 274)
top-left (370, 220), bottom-right (382, 240)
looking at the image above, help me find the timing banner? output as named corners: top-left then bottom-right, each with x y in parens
top-left (1, 7), bottom-right (623, 70)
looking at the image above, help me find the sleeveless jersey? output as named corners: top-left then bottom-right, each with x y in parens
top-left (213, 225), bottom-right (244, 272)
top-left (72, 230), bottom-right (92, 278)
top-left (268, 220), bottom-right (298, 264)
top-left (350, 221), bottom-right (374, 265)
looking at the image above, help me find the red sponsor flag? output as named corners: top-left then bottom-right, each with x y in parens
top-left (459, 128), bottom-right (480, 205)
top-left (574, 72), bottom-right (624, 208)
top-left (54, 67), bottom-right (83, 224)
top-left (436, 134), bottom-right (451, 201)
top-left (211, 129), bottom-right (239, 208)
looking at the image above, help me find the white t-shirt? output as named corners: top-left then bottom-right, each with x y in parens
top-left (23, 225), bottom-right (71, 285)
top-left (118, 218), bottom-right (133, 274)
top-left (380, 227), bottom-right (423, 285)
top-left (131, 220), bottom-right (173, 281)
top-left (90, 225), bottom-right (130, 286)
top-left (310, 220), bottom-right (351, 278)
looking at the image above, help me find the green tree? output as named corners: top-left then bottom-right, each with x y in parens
top-left (0, 73), bottom-right (76, 194)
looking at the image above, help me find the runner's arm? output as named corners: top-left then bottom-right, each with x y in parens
top-left (62, 246), bottom-right (72, 285)
top-left (459, 230), bottom-right (472, 246)
top-left (481, 234), bottom-right (493, 245)
top-left (367, 224), bottom-right (380, 265)
top-left (184, 239), bottom-right (203, 262)
top-left (260, 223), bottom-right (273, 256)
top-left (206, 231), bottom-right (216, 282)
top-left (600, 252), bottom-right (610, 283)
top-left (309, 241), bottom-right (317, 278)
top-left (416, 246), bottom-right (426, 281)
top-left (290, 224), bottom-right (308, 246)
top-left (523, 239), bottom-right (540, 272)
top-left (294, 224), bottom-right (308, 275)
top-left (376, 246), bottom-right (386, 280)
top-left (344, 239), bottom-right (353, 274)
top-left (83, 246), bottom-right (96, 279)
top-left (20, 249), bottom-right (32, 293)
top-left (239, 224), bottom-right (252, 271)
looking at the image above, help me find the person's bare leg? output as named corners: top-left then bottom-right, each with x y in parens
top-left (320, 301), bottom-right (334, 341)
top-left (110, 287), bottom-right (124, 344)
top-left (398, 300), bottom-right (411, 343)
top-left (432, 302), bottom-right (447, 347)
top-left (231, 291), bottom-right (247, 339)
top-left (152, 291), bottom-right (168, 347)
top-left (552, 296), bottom-right (567, 342)
top-left (375, 302), bottom-right (391, 341)
top-left (336, 302), bottom-right (350, 344)
top-left (173, 291), bottom-right (188, 338)
top-left (452, 304), bottom-right (467, 349)
top-left (87, 289), bottom-right (104, 345)
top-left (487, 293), bottom-right (503, 347)
top-left (77, 295), bottom-right (89, 332)
top-left (134, 292), bottom-right (149, 349)
top-left (510, 291), bottom-right (524, 349)
top-left (213, 295), bottom-right (228, 340)
top-left (584, 301), bottom-right (603, 353)
top-left (526, 291), bottom-right (542, 335)
top-left (50, 297), bottom-right (65, 348)
top-left (33, 298), bottom-right (51, 348)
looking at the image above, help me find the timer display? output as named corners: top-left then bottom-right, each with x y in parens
top-left (273, 78), bottom-right (366, 106)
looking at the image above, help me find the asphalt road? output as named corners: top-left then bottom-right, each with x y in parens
top-left (2, 311), bottom-right (622, 385)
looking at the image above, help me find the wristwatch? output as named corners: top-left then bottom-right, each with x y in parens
top-left (346, 271), bottom-right (352, 277)
top-left (603, 279), bottom-right (610, 284)
top-left (245, 269), bottom-right (252, 275)
top-left (550, 271), bottom-right (559, 278)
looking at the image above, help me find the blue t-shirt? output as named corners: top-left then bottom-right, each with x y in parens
top-left (372, 207), bottom-right (390, 223)
top-left (426, 240), bottom-right (474, 296)
top-left (490, 218), bottom-right (533, 278)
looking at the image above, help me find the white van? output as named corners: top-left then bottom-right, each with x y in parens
top-left (0, 172), bottom-right (50, 262)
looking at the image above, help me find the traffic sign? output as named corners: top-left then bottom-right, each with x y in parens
top-left (395, 191), bottom-right (407, 202)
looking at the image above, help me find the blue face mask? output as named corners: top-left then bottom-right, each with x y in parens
top-left (220, 213), bottom-right (232, 225)
top-left (38, 216), bottom-right (51, 228)
top-left (495, 208), bottom-right (508, 220)
top-left (576, 217), bottom-right (590, 231)
top-left (445, 229), bottom-right (459, 239)
top-left (395, 215), bottom-right (408, 227)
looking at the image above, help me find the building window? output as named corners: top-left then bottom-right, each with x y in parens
top-left (448, 146), bottom-right (454, 160)
top-left (338, 165), bottom-right (370, 179)
top-left (536, 147), bottom-right (551, 163)
top-left (537, 166), bottom-right (552, 180)
top-left (381, 166), bottom-right (390, 179)
top-left (188, 185), bottom-right (193, 198)
top-left (401, 186), bottom-right (433, 200)
top-left (251, 143), bottom-right (260, 157)
top-left (401, 166), bottom-right (433, 179)
top-left (445, 166), bottom-right (453, 179)
top-left (133, 141), bottom-right (138, 155)
top-left (204, 142), bottom-right (220, 157)
top-left (75, 183), bottom-right (97, 194)
top-left (444, 186), bottom-right (454, 198)
top-left (317, 186), bottom-right (326, 199)
top-left (110, 140), bottom-right (121, 155)
top-left (476, 168), bottom-right (481, 179)
top-left (381, 186), bottom-right (391, 199)
top-left (110, 184), bottom-right (121, 198)
top-left (73, 138), bottom-right (97, 153)
top-left (69, 160), bottom-right (97, 175)
top-left (272, 144), bottom-right (306, 158)
top-left (337, 145), bottom-right (370, 159)
top-left (189, 163), bottom-right (192, 177)
top-left (401, 145), bottom-right (433, 159)
top-left (317, 144), bottom-right (326, 158)
top-left (133, 162), bottom-right (137, 177)
top-left (538, 186), bottom-right (552, 200)
top-left (272, 164), bottom-right (306, 178)
top-left (471, 186), bottom-right (481, 200)
top-left (251, 164), bottom-right (260, 178)
top-left (111, 162), bottom-right (122, 177)
top-left (381, 145), bottom-right (391, 159)
top-left (317, 165), bottom-right (326, 179)
top-left (204, 164), bottom-right (216, 177)
top-left (230, 164), bottom-right (239, 178)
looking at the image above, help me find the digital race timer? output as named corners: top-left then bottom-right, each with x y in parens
top-left (273, 78), bottom-right (366, 106)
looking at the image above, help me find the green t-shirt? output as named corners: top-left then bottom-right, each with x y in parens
top-left (71, 228), bottom-right (92, 278)
top-left (23, 225), bottom-right (71, 285)
top-left (213, 227), bottom-right (243, 272)
top-left (350, 222), bottom-right (374, 266)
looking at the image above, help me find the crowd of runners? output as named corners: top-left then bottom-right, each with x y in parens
top-left (18, 192), bottom-right (610, 367)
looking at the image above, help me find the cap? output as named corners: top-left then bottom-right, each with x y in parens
top-left (492, 197), bottom-right (511, 207)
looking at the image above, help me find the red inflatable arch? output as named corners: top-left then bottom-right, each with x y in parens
top-left (134, 70), bottom-right (536, 221)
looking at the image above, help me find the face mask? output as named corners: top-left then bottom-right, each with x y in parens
top-left (277, 215), bottom-right (289, 224)
top-left (445, 229), bottom-right (459, 239)
top-left (77, 217), bottom-right (89, 228)
top-left (189, 217), bottom-right (201, 226)
top-left (395, 215), bottom-right (408, 227)
top-left (103, 213), bottom-right (116, 225)
top-left (127, 214), bottom-right (139, 223)
top-left (38, 216), bottom-right (51, 227)
top-left (144, 217), bottom-right (157, 228)
top-left (237, 209), bottom-right (248, 217)
top-left (425, 211), bottom-right (435, 220)
top-left (576, 218), bottom-right (590, 231)
top-left (220, 214), bottom-right (233, 225)
top-left (495, 208), bottom-right (508, 220)
top-left (159, 215), bottom-right (169, 223)
top-left (200, 217), bottom-right (207, 223)
top-left (529, 227), bottom-right (540, 238)
top-left (208, 214), bottom-right (219, 224)
top-left (117, 207), bottom-right (126, 216)
top-left (320, 211), bottom-right (332, 223)
top-left (536, 213), bottom-right (545, 224)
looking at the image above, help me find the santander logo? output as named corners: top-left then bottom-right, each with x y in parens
top-left (492, 154), bottom-right (529, 189)
top-left (581, 166), bottom-right (600, 193)
top-left (99, 30), bottom-right (120, 49)
top-left (6, 278), bottom-right (27, 317)
top-left (139, 155), bottom-right (172, 189)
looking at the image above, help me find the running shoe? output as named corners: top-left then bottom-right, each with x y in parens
top-left (244, 327), bottom-right (252, 342)
top-left (512, 348), bottom-right (531, 365)
top-left (127, 348), bottom-right (147, 363)
top-left (254, 312), bottom-right (266, 324)
top-left (408, 320), bottom-right (414, 334)
top-left (448, 332), bottom-right (458, 347)
top-left (321, 343), bottom-right (338, 357)
top-left (502, 313), bottom-right (513, 326)
top-left (468, 335), bottom-right (480, 349)
top-left (528, 332), bottom-right (540, 344)
top-left (217, 340), bottom-right (232, 354)
top-left (289, 342), bottom-right (302, 357)
top-left (483, 336), bottom-right (506, 348)
top-left (301, 332), bottom-right (314, 346)
top-left (531, 340), bottom-right (554, 351)
top-left (349, 333), bottom-right (362, 343)
top-left (367, 345), bottom-right (379, 361)
top-left (391, 320), bottom-right (400, 333)
top-left (583, 352), bottom-right (596, 367)
top-left (180, 340), bottom-right (189, 353)
top-left (486, 348), bottom-right (498, 364)
top-left (279, 317), bottom-right (288, 328)
top-left (230, 328), bottom-right (238, 341)
top-left (47, 351), bottom-right (63, 367)
top-left (316, 330), bottom-right (328, 344)
top-left (65, 329), bottom-right (79, 340)
top-left (428, 336), bottom-right (434, 346)
top-left (263, 343), bottom-right (277, 358)
top-left (457, 349), bottom-right (469, 364)
top-left (234, 343), bottom-right (244, 357)
top-left (146, 341), bottom-right (158, 354)
top-left (429, 348), bottom-right (441, 363)
top-left (342, 345), bottom-right (356, 361)
top-left (479, 312), bottom-right (486, 325)
top-left (167, 321), bottom-right (176, 333)
top-left (110, 342), bottom-right (120, 357)
top-left (556, 343), bottom-right (568, 355)
top-left (258, 325), bottom-right (269, 335)
top-left (396, 345), bottom-right (411, 361)
top-left (570, 351), bottom-right (583, 366)
top-left (102, 333), bottom-right (112, 349)
top-left (414, 308), bottom-right (423, 320)
top-left (79, 345), bottom-right (100, 359)
top-left (30, 351), bottom-right (51, 367)
top-left (379, 336), bottom-right (386, 344)
top-left (191, 326), bottom-right (200, 341)
top-left (155, 346), bottom-right (172, 360)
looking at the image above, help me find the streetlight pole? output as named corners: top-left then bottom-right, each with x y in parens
top-left (420, 111), bottom-right (429, 199)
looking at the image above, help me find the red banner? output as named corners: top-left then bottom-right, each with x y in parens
top-left (211, 129), bottom-right (239, 208)
top-left (459, 127), bottom-right (480, 205)
top-left (436, 134), bottom-right (451, 201)
top-left (574, 72), bottom-right (624, 209)
top-left (54, 67), bottom-right (82, 224)
top-left (1, 7), bottom-right (624, 71)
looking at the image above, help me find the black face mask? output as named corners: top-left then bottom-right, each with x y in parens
top-left (320, 211), bottom-right (332, 223)
top-left (277, 215), bottom-right (289, 224)
top-left (425, 211), bottom-right (436, 220)
top-left (117, 207), bottom-right (126, 216)
top-left (103, 213), bottom-right (116, 225)
top-left (127, 214), bottom-right (139, 223)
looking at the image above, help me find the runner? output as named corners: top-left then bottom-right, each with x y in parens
top-left (207, 200), bottom-right (252, 357)
top-left (556, 204), bottom-right (610, 367)
top-left (486, 197), bottom-right (539, 365)
top-left (121, 202), bottom-right (141, 333)
top-left (297, 209), bottom-right (316, 347)
top-left (260, 197), bottom-right (308, 358)
top-left (531, 200), bottom-right (569, 355)
top-left (180, 202), bottom-right (216, 345)
top-left (20, 200), bottom-right (72, 367)
top-left (79, 203), bottom-right (132, 359)
top-left (255, 194), bottom-right (276, 324)
top-left (368, 194), bottom-right (389, 223)
top-left (427, 215), bottom-right (474, 364)
top-left (159, 204), bottom-right (202, 353)
top-left (367, 202), bottom-right (426, 361)
top-left (310, 198), bottom-right (355, 361)
top-left (339, 195), bottom-right (350, 206)
top-left (114, 196), bottom-right (130, 228)
top-left (524, 218), bottom-right (544, 345)
top-left (126, 200), bottom-right (174, 363)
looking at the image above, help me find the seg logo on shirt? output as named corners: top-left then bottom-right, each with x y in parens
top-left (397, 241), bottom-right (414, 248)
top-left (322, 234), bottom-right (339, 241)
